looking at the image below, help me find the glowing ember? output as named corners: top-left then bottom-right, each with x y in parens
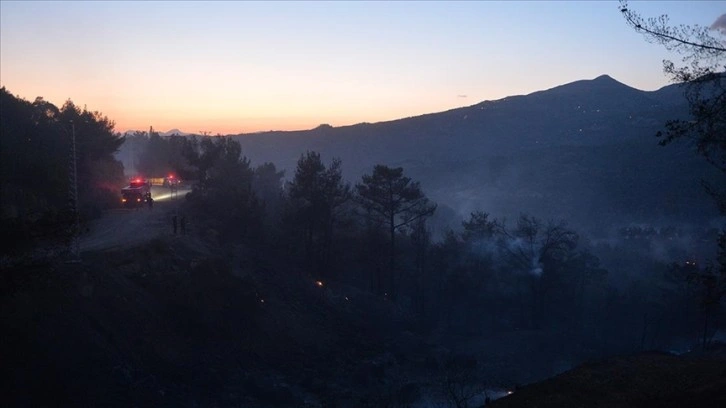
top-left (315, 280), bottom-right (324, 287)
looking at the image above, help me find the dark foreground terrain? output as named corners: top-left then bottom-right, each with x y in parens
top-left (489, 351), bottom-right (726, 408)
top-left (3, 204), bottom-right (726, 407)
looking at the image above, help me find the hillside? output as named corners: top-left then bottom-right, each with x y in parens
top-left (488, 351), bottom-right (726, 408)
top-left (229, 75), bottom-right (719, 235)
top-left (4, 207), bottom-right (725, 407)
top-left (1, 195), bottom-right (493, 407)
top-left (1, 231), bottom-right (406, 407)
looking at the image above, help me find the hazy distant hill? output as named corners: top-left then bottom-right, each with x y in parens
top-left (230, 75), bottom-right (719, 236)
top-left (161, 128), bottom-right (189, 136)
top-left (123, 129), bottom-right (190, 137)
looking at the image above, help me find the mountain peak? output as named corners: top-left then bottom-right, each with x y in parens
top-left (592, 74), bottom-right (616, 82)
top-left (532, 74), bottom-right (639, 99)
top-left (590, 74), bottom-right (634, 88)
top-left (162, 128), bottom-right (188, 136)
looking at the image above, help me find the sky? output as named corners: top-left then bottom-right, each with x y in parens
top-left (1, 1), bottom-right (724, 135)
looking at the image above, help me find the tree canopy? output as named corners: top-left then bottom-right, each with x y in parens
top-left (1, 88), bottom-right (126, 252)
top-left (621, 0), bottom-right (726, 348)
top-left (356, 164), bottom-right (436, 300)
top-left (286, 151), bottom-right (351, 279)
top-left (621, 0), bottom-right (726, 211)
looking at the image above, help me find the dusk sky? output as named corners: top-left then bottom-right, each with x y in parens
top-left (1, 1), bottom-right (724, 135)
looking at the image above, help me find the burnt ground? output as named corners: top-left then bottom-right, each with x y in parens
top-left (1, 212), bottom-right (437, 407)
top-left (488, 351), bottom-right (726, 408)
top-left (3, 192), bottom-right (726, 407)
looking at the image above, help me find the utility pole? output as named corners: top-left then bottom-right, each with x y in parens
top-left (68, 120), bottom-right (81, 263)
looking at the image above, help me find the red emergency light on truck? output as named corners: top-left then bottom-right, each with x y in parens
top-left (121, 177), bottom-right (151, 207)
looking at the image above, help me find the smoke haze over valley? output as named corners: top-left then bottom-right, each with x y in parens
top-left (220, 75), bottom-right (720, 237)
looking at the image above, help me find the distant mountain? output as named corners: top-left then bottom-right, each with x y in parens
top-left (161, 129), bottom-right (189, 136)
top-left (229, 75), bottom-right (717, 236)
top-left (122, 129), bottom-right (190, 137)
top-left (232, 74), bottom-right (685, 167)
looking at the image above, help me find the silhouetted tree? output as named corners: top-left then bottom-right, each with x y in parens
top-left (286, 151), bottom-right (351, 279)
top-left (185, 137), bottom-right (258, 241)
top-left (1, 91), bottom-right (67, 219)
top-left (439, 354), bottom-right (485, 408)
top-left (621, 0), bottom-right (726, 346)
top-left (1, 89), bottom-right (125, 252)
top-left (495, 215), bottom-right (578, 276)
top-left (137, 129), bottom-right (169, 177)
top-left (355, 165), bottom-right (436, 301)
top-left (461, 211), bottom-right (498, 277)
top-left (665, 251), bottom-right (726, 350)
top-left (461, 211), bottom-right (497, 243)
top-left (494, 214), bottom-right (579, 328)
top-left (622, 2), bottom-right (726, 211)
top-left (430, 229), bottom-right (466, 328)
top-left (252, 162), bottom-right (285, 233)
top-left (408, 216), bottom-right (432, 317)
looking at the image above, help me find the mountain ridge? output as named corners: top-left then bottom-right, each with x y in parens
top-left (229, 74), bottom-right (688, 167)
top-left (225, 73), bottom-right (718, 236)
top-left (120, 75), bottom-right (677, 137)
top-left (228, 74), bottom-right (676, 135)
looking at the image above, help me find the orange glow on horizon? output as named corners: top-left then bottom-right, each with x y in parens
top-left (2, 79), bottom-right (479, 135)
top-left (2, 0), bottom-right (699, 139)
top-left (116, 111), bottom-right (430, 135)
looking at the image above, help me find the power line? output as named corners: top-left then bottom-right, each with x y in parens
top-left (67, 120), bottom-right (81, 263)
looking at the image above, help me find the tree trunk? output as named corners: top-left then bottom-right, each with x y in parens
top-left (702, 312), bottom-right (710, 351)
top-left (389, 214), bottom-right (396, 301)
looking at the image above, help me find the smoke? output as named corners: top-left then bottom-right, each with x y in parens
top-left (710, 14), bottom-right (726, 34)
top-left (502, 237), bottom-right (544, 276)
top-left (470, 236), bottom-right (544, 277)
top-left (530, 256), bottom-right (543, 276)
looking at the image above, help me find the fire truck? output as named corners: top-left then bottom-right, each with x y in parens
top-left (146, 174), bottom-right (181, 187)
top-left (121, 177), bottom-right (151, 208)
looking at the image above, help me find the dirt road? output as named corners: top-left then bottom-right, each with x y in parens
top-left (79, 186), bottom-right (191, 253)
